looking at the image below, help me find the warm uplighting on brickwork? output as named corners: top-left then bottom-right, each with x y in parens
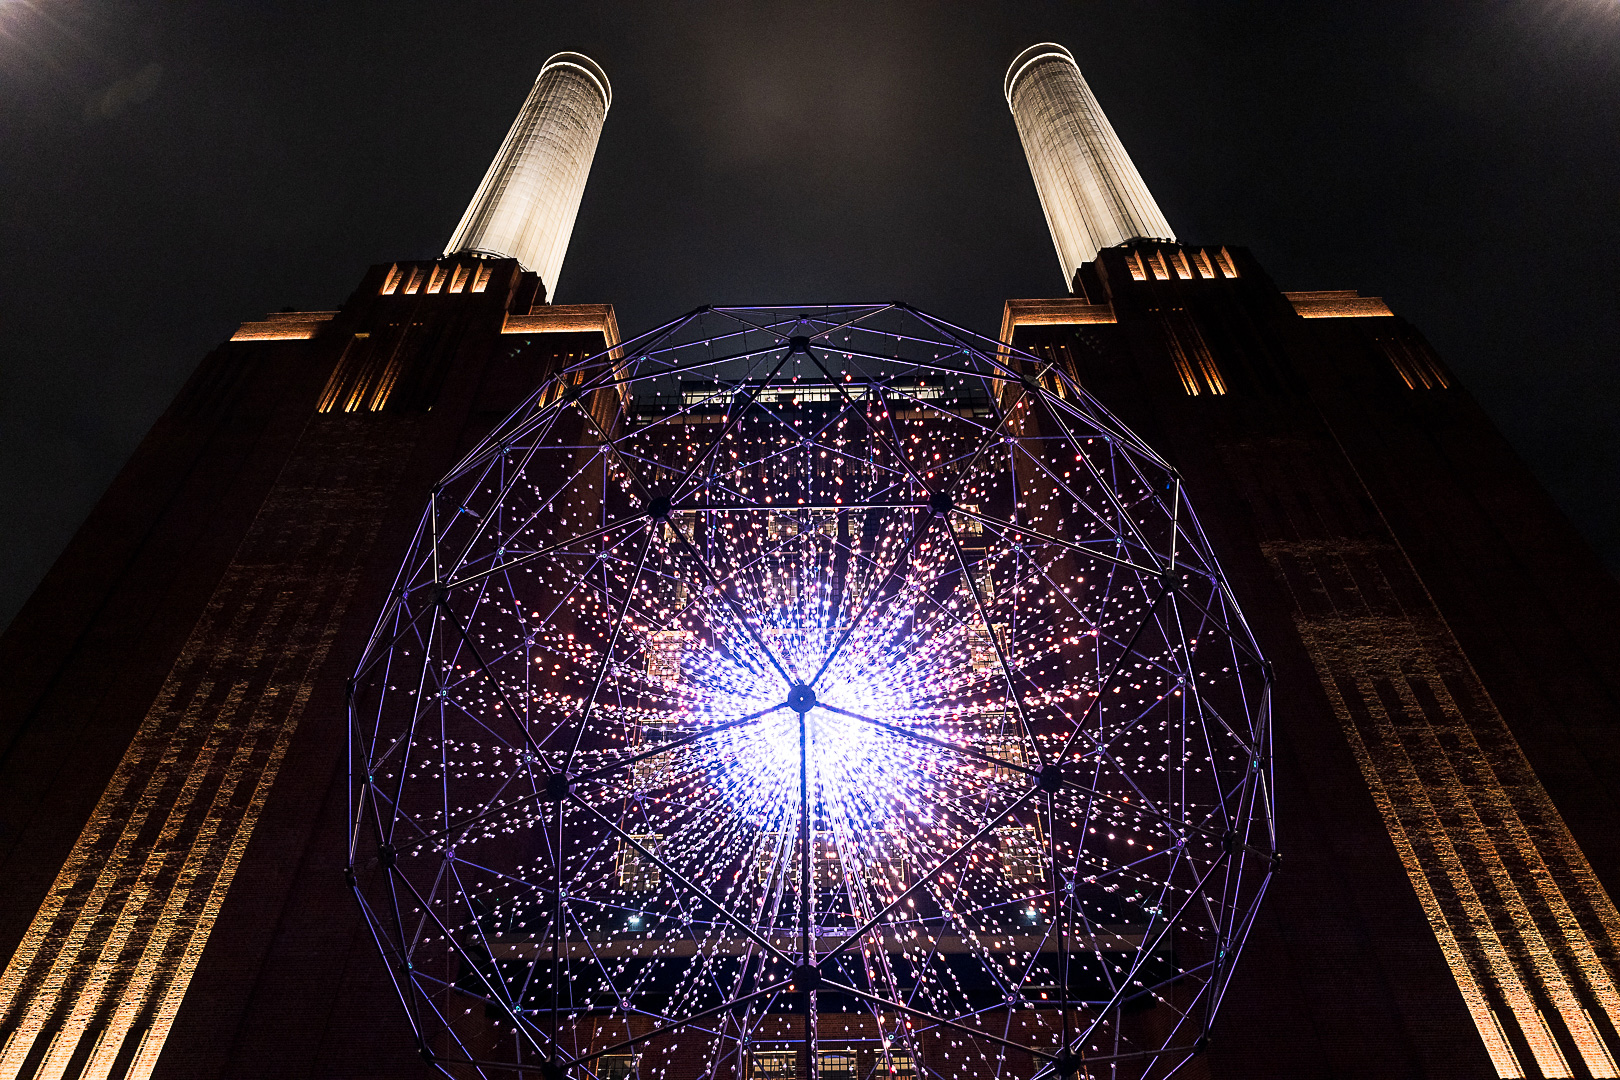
top-left (1276, 550), bottom-right (1620, 1078)
top-left (1159, 309), bottom-right (1226, 396)
top-left (0, 431), bottom-right (385, 1080)
top-left (1372, 329), bottom-right (1452, 389)
top-left (228, 311), bottom-right (336, 342)
top-left (1285, 290), bottom-right (1394, 319)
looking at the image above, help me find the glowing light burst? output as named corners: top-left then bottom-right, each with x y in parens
top-left (684, 610), bottom-right (931, 830)
top-left (349, 304), bottom-right (1276, 1080)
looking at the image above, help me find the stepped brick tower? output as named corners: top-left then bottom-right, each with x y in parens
top-left (0, 55), bottom-right (618, 1080)
top-left (1000, 45), bottom-right (1620, 1080)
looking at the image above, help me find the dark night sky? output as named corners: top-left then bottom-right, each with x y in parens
top-left (2, 1), bottom-right (1617, 629)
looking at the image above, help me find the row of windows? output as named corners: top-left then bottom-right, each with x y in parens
top-left (610, 822), bottom-right (1045, 892)
top-left (642, 615), bottom-right (1003, 687)
top-left (656, 509), bottom-right (988, 549)
top-left (379, 260), bottom-right (494, 296)
top-left (750, 1049), bottom-right (915, 1080)
top-left (1125, 246), bottom-right (1239, 283)
top-left (595, 1048), bottom-right (914, 1080)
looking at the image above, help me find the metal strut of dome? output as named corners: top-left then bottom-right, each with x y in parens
top-left (348, 303), bottom-right (1275, 1080)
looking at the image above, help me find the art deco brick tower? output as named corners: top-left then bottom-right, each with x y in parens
top-left (0, 53), bottom-right (617, 1080)
top-left (1001, 43), bottom-right (1620, 1080)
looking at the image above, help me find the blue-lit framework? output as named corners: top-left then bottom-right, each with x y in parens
top-left (348, 304), bottom-right (1275, 1080)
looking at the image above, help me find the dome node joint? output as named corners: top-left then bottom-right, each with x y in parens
top-left (791, 963), bottom-right (823, 990)
top-left (541, 773), bottom-right (574, 802)
top-left (645, 495), bottom-right (672, 521)
top-left (1035, 763), bottom-right (1065, 793)
top-left (1052, 1053), bottom-right (1082, 1079)
top-left (788, 335), bottom-right (812, 354)
top-left (786, 684), bottom-right (817, 714)
top-left (928, 490), bottom-right (955, 517)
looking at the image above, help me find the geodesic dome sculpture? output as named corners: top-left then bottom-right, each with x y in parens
top-left (348, 303), bottom-right (1275, 1080)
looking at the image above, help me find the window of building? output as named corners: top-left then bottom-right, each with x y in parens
top-left (815, 830), bottom-right (843, 889)
top-left (749, 1051), bottom-right (796, 1080)
top-left (967, 559), bottom-right (994, 603)
top-left (818, 1051), bottom-right (857, 1080)
top-left (766, 512), bottom-right (801, 542)
top-left (968, 621), bottom-right (1009, 673)
top-left (317, 330), bottom-right (410, 414)
top-left (645, 630), bottom-right (692, 682)
top-left (660, 510), bottom-right (699, 545)
top-left (979, 732), bottom-right (1031, 784)
top-left (999, 823), bottom-right (1046, 884)
top-left (862, 844), bottom-right (908, 889)
top-left (599, 1054), bottom-right (639, 1080)
top-left (632, 721), bottom-right (683, 791)
top-left (875, 1049), bottom-right (915, 1079)
top-left (756, 832), bottom-right (787, 885)
top-left (617, 834), bottom-right (663, 892)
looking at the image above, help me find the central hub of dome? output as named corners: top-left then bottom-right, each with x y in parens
top-left (785, 684), bottom-right (817, 713)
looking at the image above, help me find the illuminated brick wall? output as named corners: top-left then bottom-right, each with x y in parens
top-left (1008, 242), bottom-right (1620, 1078)
top-left (0, 258), bottom-right (617, 1080)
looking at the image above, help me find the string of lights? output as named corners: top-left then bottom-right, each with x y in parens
top-left (348, 303), bottom-right (1276, 1080)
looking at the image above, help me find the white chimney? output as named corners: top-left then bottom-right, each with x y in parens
top-left (1005, 43), bottom-right (1174, 289)
top-left (445, 52), bottom-right (612, 303)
